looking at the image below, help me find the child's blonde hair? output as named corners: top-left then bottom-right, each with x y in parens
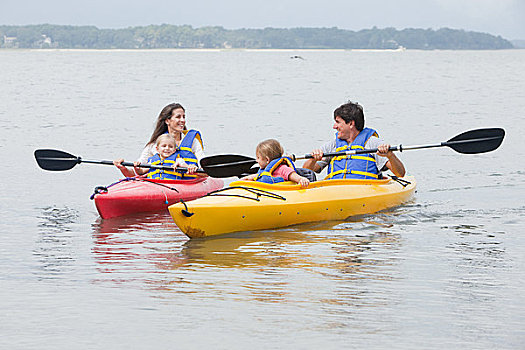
top-left (155, 133), bottom-right (177, 147)
top-left (256, 139), bottom-right (284, 161)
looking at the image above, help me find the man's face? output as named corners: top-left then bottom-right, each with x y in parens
top-left (333, 116), bottom-right (354, 140)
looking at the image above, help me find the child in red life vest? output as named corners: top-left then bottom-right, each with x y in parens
top-left (241, 139), bottom-right (310, 188)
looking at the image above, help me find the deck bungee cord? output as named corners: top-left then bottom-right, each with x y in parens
top-left (388, 175), bottom-right (412, 187)
top-left (204, 186), bottom-right (287, 201)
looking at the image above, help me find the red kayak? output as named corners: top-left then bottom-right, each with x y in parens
top-left (92, 176), bottom-right (224, 219)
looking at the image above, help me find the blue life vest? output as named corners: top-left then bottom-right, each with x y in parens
top-left (326, 127), bottom-right (380, 180)
top-left (146, 129), bottom-right (202, 180)
top-left (254, 157), bottom-right (297, 184)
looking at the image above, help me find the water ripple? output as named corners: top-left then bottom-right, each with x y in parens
top-left (33, 206), bottom-right (79, 278)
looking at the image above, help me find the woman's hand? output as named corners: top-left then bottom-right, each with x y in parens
top-left (113, 158), bottom-right (137, 177)
top-left (113, 158), bottom-right (126, 169)
top-left (131, 161), bottom-right (148, 176)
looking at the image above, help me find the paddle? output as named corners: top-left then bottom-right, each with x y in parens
top-left (197, 128), bottom-right (505, 175)
top-left (290, 127), bottom-right (505, 160)
top-left (34, 149), bottom-right (257, 178)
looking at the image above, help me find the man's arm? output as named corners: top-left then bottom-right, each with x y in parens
top-left (302, 140), bottom-right (334, 173)
top-left (377, 144), bottom-right (406, 177)
top-left (302, 153), bottom-right (323, 173)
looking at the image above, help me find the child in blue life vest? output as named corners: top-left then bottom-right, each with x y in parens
top-left (241, 139), bottom-right (310, 187)
top-left (114, 134), bottom-right (195, 179)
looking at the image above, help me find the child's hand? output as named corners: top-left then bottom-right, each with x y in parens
top-left (133, 161), bottom-right (141, 168)
top-left (298, 176), bottom-right (310, 188)
top-left (240, 174), bottom-right (256, 181)
top-left (173, 158), bottom-right (188, 168)
top-left (186, 164), bottom-right (198, 174)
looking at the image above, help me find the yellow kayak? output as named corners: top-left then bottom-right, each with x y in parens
top-left (169, 176), bottom-right (416, 239)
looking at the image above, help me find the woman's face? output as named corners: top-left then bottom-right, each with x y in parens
top-left (165, 108), bottom-right (186, 133)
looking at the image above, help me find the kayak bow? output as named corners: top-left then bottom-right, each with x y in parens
top-left (93, 176), bottom-right (224, 219)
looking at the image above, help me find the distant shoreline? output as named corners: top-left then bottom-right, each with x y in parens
top-left (1, 47), bottom-right (522, 53)
top-left (0, 24), bottom-right (514, 50)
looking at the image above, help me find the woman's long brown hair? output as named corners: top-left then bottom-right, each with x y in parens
top-left (146, 103), bottom-right (186, 146)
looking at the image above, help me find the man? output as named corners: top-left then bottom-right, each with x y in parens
top-left (303, 101), bottom-right (405, 179)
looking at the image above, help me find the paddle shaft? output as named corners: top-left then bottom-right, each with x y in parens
top-left (45, 156), bottom-right (205, 174)
top-left (84, 159), bottom-right (207, 174)
top-left (292, 135), bottom-right (503, 160)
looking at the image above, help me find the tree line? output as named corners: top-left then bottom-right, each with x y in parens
top-left (0, 24), bottom-right (514, 50)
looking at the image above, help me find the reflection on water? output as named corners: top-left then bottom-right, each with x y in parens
top-left (91, 212), bottom-right (186, 280)
top-left (34, 206), bottom-right (79, 278)
top-left (89, 208), bottom-right (409, 306)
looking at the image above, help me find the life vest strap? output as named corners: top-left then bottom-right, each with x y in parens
top-left (350, 170), bottom-right (379, 178)
top-left (325, 169), bottom-right (379, 179)
top-left (254, 171), bottom-right (272, 181)
top-left (351, 155), bottom-right (376, 162)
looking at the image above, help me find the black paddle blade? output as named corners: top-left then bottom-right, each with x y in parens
top-left (34, 149), bottom-right (81, 171)
top-left (236, 166), bottom-right (261, 178)
top-left (445, 128), bottom-right (505, 154)
top-left (200, 154), bottom-right (257, 178)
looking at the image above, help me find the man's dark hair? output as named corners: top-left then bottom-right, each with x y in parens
top-left (333, 101), bottom-right (365, 131)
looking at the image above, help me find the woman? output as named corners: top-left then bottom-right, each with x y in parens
top-left (114, 103), bottom-right (205, 179)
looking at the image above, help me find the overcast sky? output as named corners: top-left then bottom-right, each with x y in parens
top-left (2, 0), bottom-right (524, 40)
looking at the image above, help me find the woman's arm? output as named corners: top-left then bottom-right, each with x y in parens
top-left (113, 159), bottom-right (137, 177)
top-left (133, 161), bottom-right (149, 176)
top-left (138, 144), bottom-right (155, 164)
top-left (132, 144), bottom-right (155, 176)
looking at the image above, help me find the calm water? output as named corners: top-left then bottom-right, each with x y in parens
top-left (1, 49), bottom-right (524, 349)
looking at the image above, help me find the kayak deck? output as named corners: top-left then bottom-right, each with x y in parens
top-left (169, 176), bottom-right (416, 238)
